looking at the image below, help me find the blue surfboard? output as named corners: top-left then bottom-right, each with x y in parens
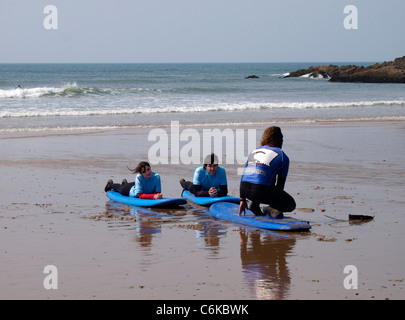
top-left (209, 202), bottom-right (311, 231)
top-left (182, 190), bottom-right (240, 206)
top-left (106, 191), bottom-right (187, 208)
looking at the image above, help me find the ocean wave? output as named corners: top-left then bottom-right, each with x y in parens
top-left (299, 73), bottom-right (331, 80)
top-left (0, 100), bottom-right (404, 118)
top-left (1, 117), bottom-right (405, 133)
top-left (0, 84), bottom-right (175, 99)
top-left (0, 83), bottom-right (86, 99)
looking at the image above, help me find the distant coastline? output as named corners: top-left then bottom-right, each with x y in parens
top-left (285, 56), bottom-right (405, 83)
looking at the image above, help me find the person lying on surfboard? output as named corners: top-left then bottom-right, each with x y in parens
top-left (238, 126), bottom-right (296, 219)
top-left (179, 153), bottom-right (228, 198)
top-left (104, 161), bottom-right (163, 199)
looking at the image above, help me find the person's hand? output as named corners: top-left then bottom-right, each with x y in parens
top-left (154, 193), bottom-right (163, 199)
top-left (238, 200), bottom-right (247, 216)
top-left (208, 187), bottom-right (218, 197)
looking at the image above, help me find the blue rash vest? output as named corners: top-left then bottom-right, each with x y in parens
top-left (129, 172), bottom-right (162, 198)
top-left (241, 145), bottom-right (289, 186)
top-left (192, 165), bottom-right (227, 191)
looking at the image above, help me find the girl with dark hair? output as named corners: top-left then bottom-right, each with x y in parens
top-left (104, 161), bottom-right (162, 199)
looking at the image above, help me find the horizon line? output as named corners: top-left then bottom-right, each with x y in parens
top-left (0, 59), bottom-right (387, 65)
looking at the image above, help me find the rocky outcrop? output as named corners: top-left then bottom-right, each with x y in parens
top-left (285, 56), bottom-right (405, 83)
top-left (245, 75), bottom-right (259, 79)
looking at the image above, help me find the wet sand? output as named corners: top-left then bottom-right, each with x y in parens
top-left (1, 121), bottom-right (404, 300)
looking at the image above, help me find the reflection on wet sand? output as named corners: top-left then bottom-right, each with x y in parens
top-left (239, 228), bottom-right (296, 299)
top-left (103, 202), bottom-right (306, 299)
top-left (130, 207), bottom-right (162, 248)
top-left (105, 202), bottom-right (186, 248)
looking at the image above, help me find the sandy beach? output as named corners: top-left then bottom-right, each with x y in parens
top-left (1, 120), bottom-right (404, 300)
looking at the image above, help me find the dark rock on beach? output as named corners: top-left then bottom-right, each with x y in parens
top-left (285, 56), bottom-right (405, 83)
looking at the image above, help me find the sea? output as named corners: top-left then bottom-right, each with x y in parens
top-left (1, 63), bottom-right (404, 132)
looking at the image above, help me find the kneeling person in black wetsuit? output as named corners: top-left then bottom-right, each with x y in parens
top-left (238, 126), bottom-right (296, 219)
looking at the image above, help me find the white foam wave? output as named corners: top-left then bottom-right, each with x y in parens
top-left (270, 73), bottom-right (290, 77)
top-left (0, 83), bottom-right (79, 99)
top-left (1, 116), bottom-right (405, 133)
top-left (299, 73), bottom-right (330, 80)
top-left (0, 84), bottom-right (171, 100)
top-left (0, 100), bottom-right (404, 118)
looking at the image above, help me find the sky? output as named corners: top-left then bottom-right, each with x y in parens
top-left (0, 0), bottom-right (404, 63)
